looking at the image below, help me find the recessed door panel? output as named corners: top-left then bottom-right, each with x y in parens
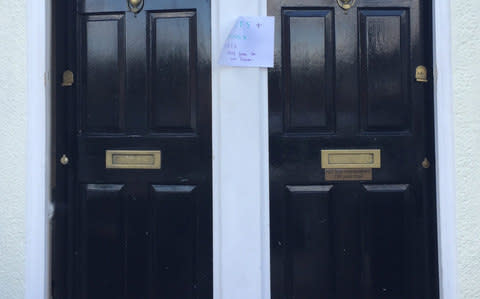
top-left (269, 0), bottom-right (437, 298)
top-left (82, 184), bottom-right (126, 299)
top-left (81, 14), bottom-right (126, 132)
top-left (283, 9), bottom-right (335, 133)
top-left (361, 184), bottom-right (415, 298)
top-left (149, 11), bottom-right (197, 132)
top-left (359, 9), bottom-right (411, 133)
top-left (286, 185), bottom-right (334, 298)
top-left (151, 185), bottom-right (197, 298)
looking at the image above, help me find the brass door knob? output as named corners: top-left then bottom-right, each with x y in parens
top-left (60, 154), bottom-right (69, 166)
top-left (422, 158), bottom-right (431, 169)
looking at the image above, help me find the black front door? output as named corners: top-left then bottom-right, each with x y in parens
top-left (268, 0), bottom-right (438, 298)
top-left (53, 0), bottom-right (211, 298)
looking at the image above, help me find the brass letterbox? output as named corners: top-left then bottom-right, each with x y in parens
top-left (321, 149), bottom-right (381, 169)
top-left (106, 150), bottom-right (161, 169)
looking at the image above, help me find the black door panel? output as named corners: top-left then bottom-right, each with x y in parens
top-left (268, 0), bottom-right (437, 298)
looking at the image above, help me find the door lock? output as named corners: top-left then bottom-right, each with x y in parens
top-left (415, 65), bottom-right (428, 83)
top-left (61, 70), bottom-right (74, 87)
top-left (60, 154), bottom-right (69, 166)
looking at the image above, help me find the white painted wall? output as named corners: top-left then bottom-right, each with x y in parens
top-left (451, 1), bottom-right (480, 298)
top-left (0, 0), bottom-right (27, 298)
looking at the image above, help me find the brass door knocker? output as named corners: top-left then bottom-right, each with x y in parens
top-left (337, 0), bottom-right (356, 10)
top-left (128, 0), bottom-right (144, 13)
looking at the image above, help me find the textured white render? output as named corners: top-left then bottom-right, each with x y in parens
top-left (451, 1), bottom-right (480, 298)
top-left (0, 0), bottom-right (27, 298)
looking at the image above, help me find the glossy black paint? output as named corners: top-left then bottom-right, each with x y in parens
top-left (52, 0), bottom-right (212, 298)
top-left (268, 0), bottom-right (438, 298)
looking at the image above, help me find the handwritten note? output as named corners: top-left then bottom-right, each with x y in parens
top-left (219, 16), bottom-right (275, 68)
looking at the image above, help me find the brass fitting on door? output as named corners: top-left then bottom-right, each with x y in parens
top-left (416, 65), bottom-right (428, 83)
top-left (60, 154), bottom-right (69, 166)
top-left (128, 0), bottom-right (144, 13)
top-left (422, 158), bottom-right (431, 169)
top-left (337, 0), bottom-right (356, 10)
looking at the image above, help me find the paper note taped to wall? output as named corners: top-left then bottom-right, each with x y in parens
top-left (219, 16), bottom-right (275, 68)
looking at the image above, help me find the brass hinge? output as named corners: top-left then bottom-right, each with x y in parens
top-left (61, 70), bottom-right (74, 87)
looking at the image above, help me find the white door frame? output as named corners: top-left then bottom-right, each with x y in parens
top-left (432, 1), bottom-right (458, 298)
top-left (25, 0), bottom-right (51, 298)
top-left (25, 0), bottom-right (457, 298)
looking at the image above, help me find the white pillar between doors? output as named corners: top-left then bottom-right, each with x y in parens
top-left (212, 0), bottom-right (271, 298)
top-left (433, 0), bottom-right (458, 298)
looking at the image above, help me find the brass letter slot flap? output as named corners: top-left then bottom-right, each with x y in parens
top-left (321, 149), bottom-right (381, 169)
top-left (106, 150), bottom-right (161, 169)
